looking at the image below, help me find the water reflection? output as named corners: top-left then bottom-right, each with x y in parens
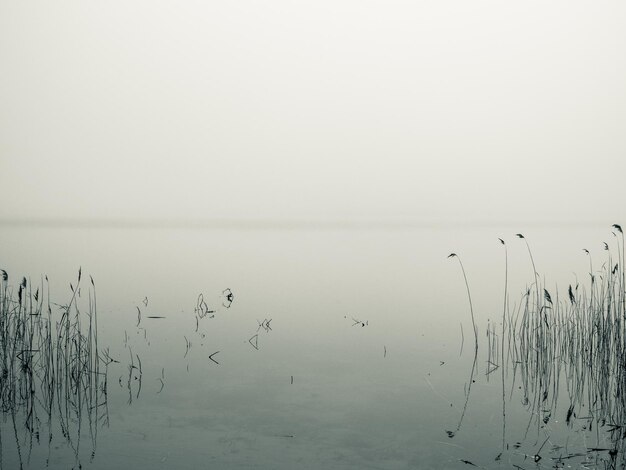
top-left (1, 225), bottom-right (626, 468)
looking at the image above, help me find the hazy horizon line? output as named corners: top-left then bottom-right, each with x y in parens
top-left (0, 216), bottom-right (618, 231)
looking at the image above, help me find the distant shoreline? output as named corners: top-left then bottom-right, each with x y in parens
top-left (0, 217), bottom-right (615, 231)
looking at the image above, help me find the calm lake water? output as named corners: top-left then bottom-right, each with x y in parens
top-left (0, 223), bottom-right (623, 469)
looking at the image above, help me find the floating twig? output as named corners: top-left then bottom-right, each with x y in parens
top-left (208, 351), bottom-right (220, 365)
top-left (248, 334), bottom-right (259, 350)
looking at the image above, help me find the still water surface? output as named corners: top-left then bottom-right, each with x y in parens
top-left (0, 224), bottom-right (621, 469)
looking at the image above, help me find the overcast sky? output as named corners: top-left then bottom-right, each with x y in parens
top-left (1, 1), bottom-right (625, 225)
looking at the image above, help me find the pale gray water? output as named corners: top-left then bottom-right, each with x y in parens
top-left (0, 223), bottom-right (622, 469)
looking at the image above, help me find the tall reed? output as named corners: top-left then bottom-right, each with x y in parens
top-left (0, 270), bottom-right (108, 469)
top-left (448, 253), bottom-right (478, 352)
top-left (486, 225), bottom-right (626, 466)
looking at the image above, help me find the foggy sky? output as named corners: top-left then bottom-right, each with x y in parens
top-left (1, 1), bottom-right (625, 225)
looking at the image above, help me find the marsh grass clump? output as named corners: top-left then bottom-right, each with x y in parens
top-left (0, 269), bottom-right (109, 469)
top-left (493, 225), bottom-right (626, 465)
